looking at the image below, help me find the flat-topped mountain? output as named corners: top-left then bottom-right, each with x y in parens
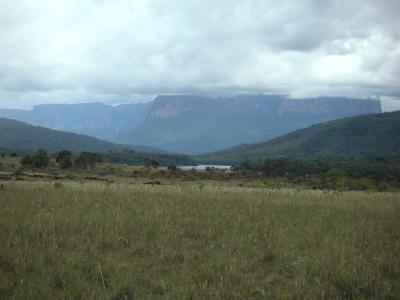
top-left (117, 95), bottom-right (381, 154)
top-left (148, 95), bottom-right (380, 119)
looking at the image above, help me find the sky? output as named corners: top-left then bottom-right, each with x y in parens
top-left (0, 0), bottom-right (400, 110)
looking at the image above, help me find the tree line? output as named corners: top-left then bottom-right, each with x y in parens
top-left (239, 156), bottom-right (400, 191)
top-left (21, 149), bottom-right (102, 169)
top-left (19, 149), bottom-right (175, 169)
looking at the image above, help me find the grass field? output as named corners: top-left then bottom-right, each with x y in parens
top-left (0, 180), bottom-right (399, 299)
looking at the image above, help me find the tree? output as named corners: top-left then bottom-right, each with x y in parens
top-left (56, 150), bottom-right (73, 169)
top-left (20, 149), bottom-right (49, 169)
top-left (21, 155), bottom-right (33, 166)
top-left (31, 149), bottom-right (49, 168)
top-left (74, 152), bottom-right (102, 169)
top-left (325, 168), bottom-right (346, 190)
top-left (144, 157), bottom-right (159, 168)
top-left (167, 164), bottom-right (177, 171)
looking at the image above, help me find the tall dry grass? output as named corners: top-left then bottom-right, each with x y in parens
top-left (0, 181), bottom-right (399, 299)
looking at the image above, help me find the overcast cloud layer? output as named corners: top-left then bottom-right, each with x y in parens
top-left (0, 0), bottom-right (400, 109)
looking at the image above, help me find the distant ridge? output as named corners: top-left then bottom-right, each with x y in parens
top-left (198, 110), bottom-right (400, 164)
top-left (0, 95), bottom-right (382, 155)
top-left (0, 102), bottom-right (151, 140)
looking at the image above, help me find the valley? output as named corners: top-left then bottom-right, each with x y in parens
top-left (0, 94), bottom-right (381, 154)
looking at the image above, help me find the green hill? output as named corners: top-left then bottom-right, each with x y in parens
top-left (0, 118), bottom-right (128, 154)
top-left (199, 111), bottom-right (400, 164)
top-left (0, 118), bottom-right (194, 165)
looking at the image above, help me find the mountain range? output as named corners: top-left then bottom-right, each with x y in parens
top-left (0, 94), bottom-right (382, 154)
top-left (1, 109), bottom-right (399, 166)
top-left (199, 110), bottom-right (400, 164)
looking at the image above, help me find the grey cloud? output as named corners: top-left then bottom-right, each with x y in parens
top-left (0, 0), bottom-right (399, 108)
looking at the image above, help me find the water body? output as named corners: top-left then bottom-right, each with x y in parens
top-left (178, 165), bottom-right (232, 171)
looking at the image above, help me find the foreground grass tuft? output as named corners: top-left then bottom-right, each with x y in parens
top-left (0, 181), bottom-right (399, 299)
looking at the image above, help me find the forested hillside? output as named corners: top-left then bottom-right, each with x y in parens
top-left (199, 110), bottom-right (400, 164)
top-left (0, 118), bottom-right (126, 154)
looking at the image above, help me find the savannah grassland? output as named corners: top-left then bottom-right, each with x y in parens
top-left (0, 174), bottom-right (399, 300)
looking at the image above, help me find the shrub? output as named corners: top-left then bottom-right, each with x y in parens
top-left (31, 149), bottom-right (49, 168)
top-left (144, 157), bottom-right (159, 168)
top-left (21, 149), bottom-right (49, 168)
top-left (56, 150), bottom-right (73, 169)
top-left (325, 168), bottom-right (346, 190)
top-left (75, 152), bottom-right (102, 169)
top-left (376, 182), bottom-right (391, 192)
top-left (21, 155), bottom-right (33, 166)
top-left (167, 164), bottom-right (177, 171)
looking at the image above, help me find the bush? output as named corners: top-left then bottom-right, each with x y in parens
top-left (144, 157), bottom-right (159, 168)
top-left (75, 152), bottom-right (102, 169)
top-left (376, 182), bottom-right (391, 192)
top-left (56, 150), bottom-right (73, 169)
top-left (21, 155), bottom-right (33, 166)
top-left (31, 149), bottom-right (49, 168)
top-left (167, 164), bottom-right (177, 171)
top-left (20, 149), bottom-right (49, 168)
top-left (325, 168), bottom-right (346, 190)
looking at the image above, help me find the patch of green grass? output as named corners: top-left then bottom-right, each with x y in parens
top-left (0, 181), bottom-right (399, 299)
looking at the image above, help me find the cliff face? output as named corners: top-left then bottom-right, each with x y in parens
top-left (121, 94), bottom-right (381, 154)
top-left (149, 96), bottom-right (209, 119)
top-left (148, 95), bottom-right (282, 119)
top-left (148, 95), bottom-right (381, 121)
top-left (278, 98), bottom-right (381, 116)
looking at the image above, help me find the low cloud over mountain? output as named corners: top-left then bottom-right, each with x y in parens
top-left (0, 0), bottom-right (399, 109)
